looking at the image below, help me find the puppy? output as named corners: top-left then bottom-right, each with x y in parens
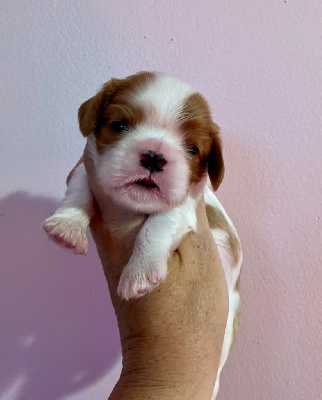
top-left (44, 72), bottom-right (242, 398)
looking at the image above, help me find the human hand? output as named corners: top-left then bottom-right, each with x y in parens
top-left (68, 154), bottom-right (229, 399)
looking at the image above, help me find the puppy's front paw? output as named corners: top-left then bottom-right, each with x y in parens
top-left (43, 215), bottom-right (88, 255)
top-left (117, 261), bottom-right (167, 300)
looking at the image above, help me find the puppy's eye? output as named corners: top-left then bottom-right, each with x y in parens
top-left (188, 145), bottom-right (199, 156)
top-left (110, 120), bottom-right (127, 133)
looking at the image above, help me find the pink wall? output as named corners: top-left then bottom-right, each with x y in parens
top-left (1, 1), bottom-right (321, 399)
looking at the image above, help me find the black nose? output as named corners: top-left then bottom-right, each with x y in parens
top-left (140, 151), bottom-right (167, 172)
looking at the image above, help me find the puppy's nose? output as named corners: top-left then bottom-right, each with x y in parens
top-left (140, 151), bottom-right (167, 172)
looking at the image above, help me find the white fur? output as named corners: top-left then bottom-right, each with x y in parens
top-left (43, 163), bottom-right (94, 254)
top-left (118, 196), bottom-right (198, 299)
top-left (97, 125), bottom-right (189, 210)
top-left (136, 73), bottom-right (194, 122)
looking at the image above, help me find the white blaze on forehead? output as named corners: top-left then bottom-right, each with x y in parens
top-left (135, 73), bottom-right (195, 122)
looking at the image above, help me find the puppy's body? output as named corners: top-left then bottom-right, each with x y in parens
top-left (44, 72), bottom-right (242, 398)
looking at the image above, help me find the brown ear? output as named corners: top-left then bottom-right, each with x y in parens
top-left (78, 79), bottom-right (119, 137)
top-left (208, 123), bottom-right (225, 191)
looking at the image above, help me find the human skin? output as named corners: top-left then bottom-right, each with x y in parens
top-left (71, 156), bottom-right (229, 399)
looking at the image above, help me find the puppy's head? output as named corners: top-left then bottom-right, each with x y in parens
top-left (79, 72), bottom-right (224, 213)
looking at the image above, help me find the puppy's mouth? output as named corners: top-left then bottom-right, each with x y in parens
top-left (135, 178), bottom-right (158, 188)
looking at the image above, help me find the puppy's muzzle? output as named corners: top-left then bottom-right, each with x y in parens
top-left (140, 151), bottom-right (167, 172)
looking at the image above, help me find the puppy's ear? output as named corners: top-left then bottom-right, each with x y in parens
top-left (208, 122), bottom-right (225, 191)
top-left (78, 79), bottom-right (120, 137)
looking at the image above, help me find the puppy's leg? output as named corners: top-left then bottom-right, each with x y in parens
top-left (117, 197), bottom-right (197, 300)
top-left (44, 163), bottom-right (94, 254)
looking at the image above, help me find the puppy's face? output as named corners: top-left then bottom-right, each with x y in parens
top-left (79, 72), bottom-right (224, 213)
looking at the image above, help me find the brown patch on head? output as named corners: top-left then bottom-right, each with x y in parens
top-left (180, 117), bottom-right (213, 185)
top-left (94, 103), bottom-right (146, 154)
top-left (78, 72), bottom-right (155, 152)
top-left (180, 92), bottom-right (213, 122)
top-left (78, 78), bottom-right (119, 137)
top-left (179, 93), bottom-right (224, 191)
top-left (206, 204), bottom-right (242, 267)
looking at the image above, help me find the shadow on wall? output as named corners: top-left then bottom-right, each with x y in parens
top-left (0, 192), bottom-right (121, 400)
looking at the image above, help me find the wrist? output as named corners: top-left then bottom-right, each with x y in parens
top-left (109, 370), bottom-right (215, 400)
top-left (108, 335), bottom-right (218, 400)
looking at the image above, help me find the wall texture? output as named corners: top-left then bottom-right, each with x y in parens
top-left (1, 1), bottom-right (321, 399)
